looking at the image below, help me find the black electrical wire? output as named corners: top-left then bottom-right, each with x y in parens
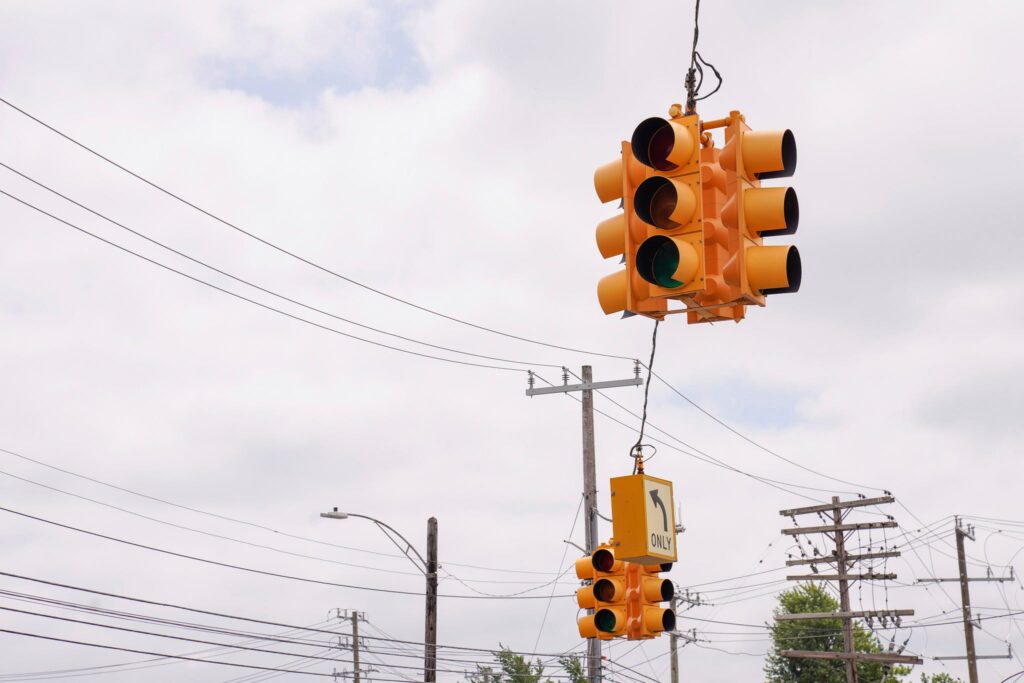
top-left (0, 588), bottom-right (580, 673)
top-left (0, 569), bottom-right (582, 657)
top-left (0, 95), bottom-right (634, 363)
top-left (0, 605), bottom-right (510, 678)
top-left (0, 188), bottom-right (526, 373)
top-left (646, 368), bottom-right (885, 492)
top-left (0, 628), bottom-right (336, 678)
top-left (0, 446), bottom-right (563, 578)
top-left (0, 161), bottom-right (566, 371)
top-left (0, 505), bottom-right (571, 600)
top-left (630, 320), bottom-right (658, 474)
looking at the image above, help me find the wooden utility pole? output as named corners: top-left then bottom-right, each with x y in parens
top-left (832, 497), bottom-right (857, 683)
top-left (425, 517), bottom-right (438, 683)
top-left (526, 363), bottom-right (643, 683)
top-left (922, 518), bottom-right (1015, 681)
top-left (779, 496), bottom-right (922, 682)
top-left (669, 595), bottom-right (680, 683)
top-left (333, 610), bottom-right (370, 682)
top-left (957, 521), bottom-right (979, 683)
top-left (352, 611), bottom-right (362, 683)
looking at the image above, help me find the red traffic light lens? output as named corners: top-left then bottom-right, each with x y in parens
top-left (592, 548), bottom-right (615, 572)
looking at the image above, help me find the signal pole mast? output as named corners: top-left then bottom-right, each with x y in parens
top-left (526, 363), bottom-right (642, 683)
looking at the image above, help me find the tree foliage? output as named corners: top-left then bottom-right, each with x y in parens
top-left (465, 648), bottom-right (585, 683)
top-left (764, 583), bottom-right (912, 683)
top-left (919, 674), bottom-right (962, 683)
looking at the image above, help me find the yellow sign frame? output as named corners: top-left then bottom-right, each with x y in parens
top-left (609, 474), bottom-right (677, 565)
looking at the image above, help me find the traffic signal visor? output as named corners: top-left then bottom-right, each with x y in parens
top-left (721, 129), bottom-right (796, 180)
top-left (631, 117), bottom-right (696, 171)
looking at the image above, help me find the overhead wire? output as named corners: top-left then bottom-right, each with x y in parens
top-left (0, 188), bottom-right (526, 374)
top-left (0, 95), bottom-right (634, 363)
top-left (0, 504), bottom-right (573, 600)
top-left (0, 446), bottom-right (563, 578)
top-left (0, 161), bottom-right (566, 371)
top-left (0, 569), bottom-right (582, 658)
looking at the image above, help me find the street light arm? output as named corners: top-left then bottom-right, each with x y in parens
top-left (321, 509), bottom-right (429, 575)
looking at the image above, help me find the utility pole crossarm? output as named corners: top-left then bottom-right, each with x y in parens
top-left (786, 573), bottom-right (898, 582)
top-left (782, 520), bottom-right (898, 535)
top-left (775, 609), bottom-right (914, 621)
top-left (780, 496), bottom-right (895, 517)
top-left (525, 376), bottom-right (642, 396)
top-left (918, 575), bottom-right (1014, 583)
top-left (786, 550), bottom-right (901, 566)
top-left (781, 650), bottom-right (923, 665)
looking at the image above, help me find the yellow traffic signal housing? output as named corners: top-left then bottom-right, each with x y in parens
top-left (624, 562), bottom-right (676, 640)
top-left (575, 546), bottom-right (628, 640)
top-left (630, 114), bottom-right (705, 300)
top-left (609, 474), bottom-right (677, 565)
top-left (592, 107), bottom-right (802, 323)
top-left (719, 113), bottom-right (801, 303)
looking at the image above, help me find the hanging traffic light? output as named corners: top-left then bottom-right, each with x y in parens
top-left (625, 563), bottom-right (676, 640)
top-left (575, 546), bottom-right (628, 639)
top-left (592, 107), bottom-right (801, 323)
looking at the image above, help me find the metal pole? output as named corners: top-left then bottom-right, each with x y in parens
top-left (670, 595), bottom-right (679, 683)
top-left (352, 612), bottom-right (361, 683)
top-left (581, 365), bottom-right (601, 683)
top-left (425, 517), bottom-right (438, 683)
top-left (956, 519), bottom-right (979, 683)
top-left (832, 496), bottom-right (857, 683)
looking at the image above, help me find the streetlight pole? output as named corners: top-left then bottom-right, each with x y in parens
top-left (320, 508), bottom-right (438, 682)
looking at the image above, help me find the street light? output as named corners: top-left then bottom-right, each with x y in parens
top-left (320, 508), bottom-right (438, 683)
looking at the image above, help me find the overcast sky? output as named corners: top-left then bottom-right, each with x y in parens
top-left (1, 1), bottom-right (1023, 681)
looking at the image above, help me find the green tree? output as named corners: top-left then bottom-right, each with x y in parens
top-left (765, 583), bottom-right (912, 683)
top-left (920, 674), bottom-right (962, 683)
top-left (465, 648), bottom-right (585, 683)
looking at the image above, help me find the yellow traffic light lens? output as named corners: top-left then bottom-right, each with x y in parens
top-left (743, 129), bottom-right (797, 180)
top-left (634, 177), bottom-right (697, 229)
top-left (747, 245), bottom-right (802, 295)
top-left (595, 608), bottom-right (619, 633)
top-left (636, 236), bottom-right (698, 288)
top-left (592, 548), bottom-right (616, 572)
top-left (593, 578), bottom-right (617, 602)
top-left (631, 117), bottom-right (695, 171)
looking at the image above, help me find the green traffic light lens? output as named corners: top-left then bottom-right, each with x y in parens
top-left (636, 236), bottom-right (683, 288)
top-left (651, 244), bottom-right (683, 288)
top-left (595, 609), bottom-right (618, 633)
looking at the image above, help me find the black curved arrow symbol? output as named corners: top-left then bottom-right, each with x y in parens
top-left (649, 489), bottom-right (669, 532)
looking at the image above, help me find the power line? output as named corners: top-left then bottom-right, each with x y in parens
top-left (0, 161), bottom-right (566, 371)
top-left (646, 368), bottom-right (884, 493)
top-left (0, 569), bottom-right (582, 658)
top-left (0, 628), bottom-right (336, 678)
top-left (0, 188), bottom-right (526, 373)
top-left (538, 372), bottom-right (824, 504)
top-left (0, 95), bottom-right (633, 362)
top-left (0, 446), bottom-right (563, 578)
top-left (0, 504), bottom-right (572, 600)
